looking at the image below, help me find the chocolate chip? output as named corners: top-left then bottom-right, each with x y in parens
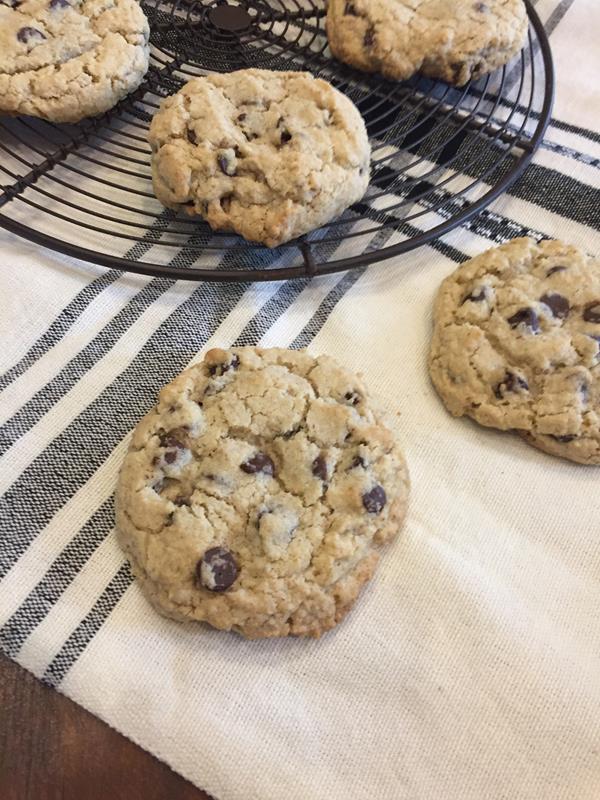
top-left (550, 434), bottom-right (577, 443)
top-left (540, 292), bottom-right (569, 320)
top-left (312, 454), bottom-right (328, 481)
top-left (507, 307), bottom-right (540, 333)
top-left (17, 26), bottom-right (46, 44)
top-left (364, 26), bottom-right (375, 47)
top-left (280, 129), bottom-right (292, 145)
top-left (49, 0), bottom-right (70, 8)
top-left (164, 450), bottom-right (177, 464)
top-left (344, 391), bottom-right (361, 406)
top-left (362, 485), bottom-right (386, 514)
top-left (197, 547), bottom-right (238, 592)
top-left (461, 287), bottom-right (488, 304)
top-left (583, 301), bottom-right (600, 324)
top-left (240, 452), bottom-right (275, 476)
top-left (218, 152), bottom-right (236, 176)
top-left (494, 371), bottom-right (529, 400)
top-left (237, 112), bottom-right (247, 122)
top-left (159, 429), bottom-right (186, 449)
top-left (344, 1), bottom-right (357, 14)
top-left (546, 265), bottom-right (567, 277)
top-left (187, 128), bottom-right (197, 145)
top-left (208, 353), bottom-right (240, 377)
top-left (350, 455), bottom-right (366, 469)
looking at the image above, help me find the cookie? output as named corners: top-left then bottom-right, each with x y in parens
top-left (0, 0), bottom-right (149, 123)
top-left (326, 0), bottom-right (528, 86)
top-left (116, 347), bottom-right (410, 639)
top-left (148, 69), bottom-right (371, 247)
top-left (429, 238), bottom-right (600, 465)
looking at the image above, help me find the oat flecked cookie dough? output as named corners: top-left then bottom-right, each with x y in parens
top-left (116, 347), bottom-right (410, 639)
top-left (0, 0), bottom-right (149, 123)
top-left (429, 238), bottom-right (600, 465)
top-left (326, 0), bottom-right (528, 85)
top-left (148, 69), bottom-right (371, 247)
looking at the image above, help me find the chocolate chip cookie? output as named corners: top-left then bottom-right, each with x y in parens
top-left (429, 238), bottom-right (600, 465)
top-left (148, 69), bottom-right (371, 247)
top-left (0, 0), bottom-right (149, 123)
top-left (116, 347), bottom-right (410, 639)
top-left (327, 0), bottom-right (528, 85)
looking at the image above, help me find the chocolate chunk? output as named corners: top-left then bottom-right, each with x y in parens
top-left (461, 287), bottom-right (488, 304)
top-left (197, 547), bottom-right (238, 592)
top-left (362, 485), bottom-right (386, 514)
top-left (363, 26), bottom-right (375, 47)
top-left (17, 26), bottom-right (46, 43)
top-left (164, 450), bottom-right (177, 464)
top-left (280, 129), bottom-right (292, 145)
top-left (350, 455), bottom-right (366, 469)
top-left (540, 292), bottom-right (569, 320)
top-left (583, 301), bottom-right (600, 324)
top-left (344, 1), bottom-right (357, 14)
top-left (187, 128), bottom-right (197, 145)
top-left (546, 265), bottom-right (567, 277)
top-left (159, 429), bottom-right (187, 449)
top-left (550, 434), bottom-right (577, 443)
top-left (494, 371), bottom-right (529, 400)
top-left (344, 390), bottom-right (361, 406)
top-left (209, 353), bottom-right (240, 377)
top-left (240, 452), bottom-right (275, 476)
top-left (312, 454), bottom-right (328, 481)
top-left (507, 307), bottom-right (540, 333)
top-left (218, 152), bottom-right (236, 176)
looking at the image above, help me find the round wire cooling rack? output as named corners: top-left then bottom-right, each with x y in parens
top-left (0, 0), bottom-right (554, 282)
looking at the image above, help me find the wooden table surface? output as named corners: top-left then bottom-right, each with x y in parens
top-left (0, 654), bottom-right (211, 800)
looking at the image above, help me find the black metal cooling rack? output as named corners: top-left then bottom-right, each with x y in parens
top-left (0, 0), bottom-right (554, 282)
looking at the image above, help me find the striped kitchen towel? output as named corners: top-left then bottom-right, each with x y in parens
top-left (1, 1), bottom-right (599, 798)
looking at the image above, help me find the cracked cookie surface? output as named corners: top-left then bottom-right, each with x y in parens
top-left (0, 0), bottom-right (149, 123)
top-left (116, 347), bottom-right (410, 639)
top-left (148, 69), bottom-right (371, 247)
top-left (429, 238), bottom-right (600, 465)
top-left (326, 0), bottom-right (528, 85)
